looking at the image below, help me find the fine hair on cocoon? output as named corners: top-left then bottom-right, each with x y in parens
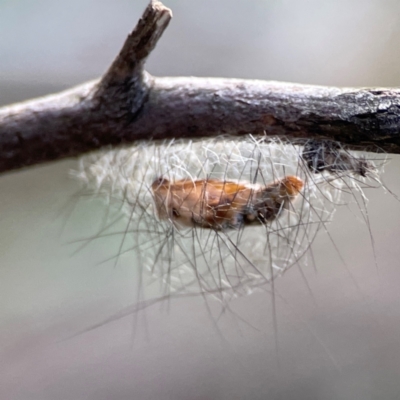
top-left (71, 135), bottom-right (386, 312)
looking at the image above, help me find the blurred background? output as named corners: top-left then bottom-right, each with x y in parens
top-left (1, 0), bottom-right (400, 399)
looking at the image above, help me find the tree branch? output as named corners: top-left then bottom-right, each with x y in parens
top-left (1, 0), bottom-right (399, 174)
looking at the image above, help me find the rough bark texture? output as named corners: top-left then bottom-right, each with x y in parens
top-left (1, 0), bottom-right (399, 175)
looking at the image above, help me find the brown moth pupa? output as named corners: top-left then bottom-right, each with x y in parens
top-left (151, 175), bottom-right (304, 230)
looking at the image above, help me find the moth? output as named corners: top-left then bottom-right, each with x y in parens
top-left (151, 175), bottom-right (304, 230)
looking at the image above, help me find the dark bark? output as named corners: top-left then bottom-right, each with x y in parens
top-left (0, 0), bottom-right (399, 175)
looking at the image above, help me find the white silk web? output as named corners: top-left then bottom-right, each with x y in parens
top-left (72, 136), bottom-right (382, 303)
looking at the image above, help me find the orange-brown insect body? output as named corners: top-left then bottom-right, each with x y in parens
top-left (152, 176), bottom-right (304, 230)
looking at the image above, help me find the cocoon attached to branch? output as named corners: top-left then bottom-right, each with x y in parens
top-left (73, 136), bottom-right (383, 302)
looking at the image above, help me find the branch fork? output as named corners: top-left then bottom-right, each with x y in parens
top-left (0, 0), bottom-right (399, 174)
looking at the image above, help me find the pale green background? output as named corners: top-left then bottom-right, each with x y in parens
top-left (1, 1), bottom-right (400, 399)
